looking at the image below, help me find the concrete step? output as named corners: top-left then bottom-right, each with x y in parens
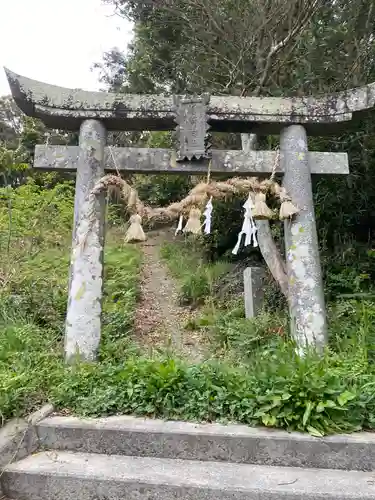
top-left (2, 450), bottom-right (375, 500)
top-left (37, 415), bottom-right (375, 471)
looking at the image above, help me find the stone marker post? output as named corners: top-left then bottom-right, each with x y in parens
top-left (65, 119), bottom-right (106, 362)
top-left (243, 267), bottom-right (265, 318)
top-left (281, 125), bottom-right (327, 351)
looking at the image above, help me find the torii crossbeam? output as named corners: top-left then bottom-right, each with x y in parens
top-left (6, 68), bottom-right (371, 361)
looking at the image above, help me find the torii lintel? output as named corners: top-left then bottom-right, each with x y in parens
top-left (5, 68), bottom-right (375, 135)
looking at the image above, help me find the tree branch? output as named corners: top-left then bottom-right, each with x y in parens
top-left (254, 0), bottom-right (321, 94)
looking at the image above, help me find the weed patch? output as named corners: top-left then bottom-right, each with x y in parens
top-left (160, 240), bottom-right (231, 304)
top-left (49, 344), bottom-right (375, 436)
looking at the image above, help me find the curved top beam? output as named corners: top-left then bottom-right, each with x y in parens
top-left (5, 67), bottom-right (375, 135)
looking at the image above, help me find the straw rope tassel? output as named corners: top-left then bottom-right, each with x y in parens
top-left (252, 191), bottom-right (274, 220)
top-left (278, 186), bottom-right (299, 220)
top-left (183, 207), bottom-right (202, 235)
top-left (125, 213), bottom-right (147, 243)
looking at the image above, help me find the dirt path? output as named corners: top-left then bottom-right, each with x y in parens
top-left (133, 230), bottom-right (206, 361)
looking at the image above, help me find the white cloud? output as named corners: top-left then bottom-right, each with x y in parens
top-left (0, 0), bottom-right (133, 95)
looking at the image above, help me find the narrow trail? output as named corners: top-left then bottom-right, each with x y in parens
top-left (133, 230), bottom-right (206, 362)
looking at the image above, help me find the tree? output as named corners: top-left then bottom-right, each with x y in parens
top-left (0, 97), bottom-right (79, 188)
top-left (0, 96), bottom-right (23, 146)
top-left (102, 0), bottom-right (375, 95)
top-left (99, 0), bottom-right (375, 297)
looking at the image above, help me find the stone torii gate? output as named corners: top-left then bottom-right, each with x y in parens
top-left (7, 68), bottom-right (374, 361)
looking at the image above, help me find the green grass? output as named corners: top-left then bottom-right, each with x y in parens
top-left (160, 240), bottom-right (231, 305)
top-left (185, 300), bottom-right (287, 357)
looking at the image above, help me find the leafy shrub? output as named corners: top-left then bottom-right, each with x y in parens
top-left (48, 343), bottom-right (375, 436)
top-left (3, 284), bottom-right (375, 436)
top-left (321, 243), bottom-right (375, 300)
top-left (250, 344), bottom-right (359, 435)
top-left (0, 239), bottom-right (142, 423)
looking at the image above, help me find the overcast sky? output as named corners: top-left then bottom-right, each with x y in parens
top-left (0, 0), bottom-right (133, 96)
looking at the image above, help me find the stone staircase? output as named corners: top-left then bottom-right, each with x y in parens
top-left (2, 415), bottom-right (375, 499)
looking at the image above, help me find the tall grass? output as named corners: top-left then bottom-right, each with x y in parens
top-left (160, 240), bottom-right (231, 305)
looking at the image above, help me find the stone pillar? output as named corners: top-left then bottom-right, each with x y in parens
top-left (241, 133), bottom-right (258, 153)
top-left (281, 125), bottom-right (327, 351)
top-left (243, 267), bottom-right (265, 318)
top-left (65, 119), bottom-right (106, 362)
